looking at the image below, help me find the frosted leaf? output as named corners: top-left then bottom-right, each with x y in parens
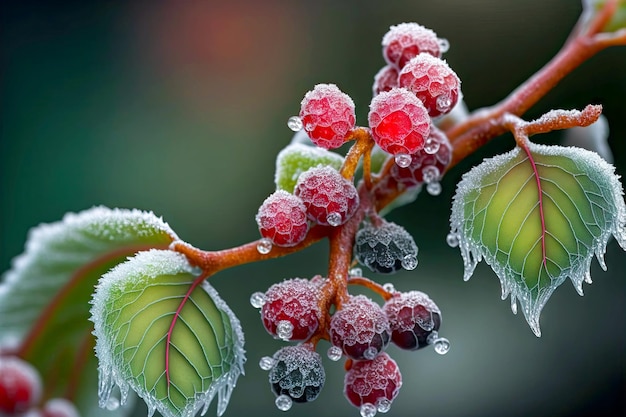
top-left (90, 249), bottom-right (246, 417)
top-left (275, 143), bottom-right (344, 193)
top-left (450, 143), bottom-right (626, 336)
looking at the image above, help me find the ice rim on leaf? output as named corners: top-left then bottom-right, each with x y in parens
top-left (449, 143), bottom-right (626, 336)
top-left (89, 249), bottom-right (246, 417)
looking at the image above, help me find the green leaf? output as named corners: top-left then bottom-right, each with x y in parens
top-left (0, 206), bottom-right (177, 416)
top-left (275, 142), bottom-right (344, 193)
top-left (90, 249), bottom-right (245, 417)
top-left (449, 143), bottom-right (626, 336)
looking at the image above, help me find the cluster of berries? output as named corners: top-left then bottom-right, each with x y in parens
top-left (0, 354), bottom-right (80, 417)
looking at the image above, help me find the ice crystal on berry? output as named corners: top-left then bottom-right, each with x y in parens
top-left (382, 22), bottom-right (442, 69)
top-left (372, 65), bottom-right (399, 96)
top-left (344, 352), bottom-right (402, 412)
top-left (256, 190), bottom-right (309, 247)
top-left (268, 345), bottom-right (326, 403)
top-left (383, 291), bottom-right (441, 350)
top-left (354, 221), bottom-right (418, 274)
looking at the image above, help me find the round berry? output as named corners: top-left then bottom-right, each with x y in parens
top-left (268, 345), bottom-right (325, 403)
top-left (329, 295), bottom-right (390, 360)
top-left (398, 53), bottom-right (461, 117)
top-left (372, 65), bottom-right (399, 96)
top-left (256, 190), bottom-right (309, 247)
top-left (354, 220), bottom-right (418, 274)
top-left (41, 398), bottom-right (80, 417)
top-left (382, 22), bottom-right (442, 69)
top-left (390, 125), bottom-right (452, 187)
top-left (294, 165), bottom-right (359, 226)
top-left (368, 87), bottom-right (430, 156)
top-left (0, 356), bottom-right (42, 414)
top-left (299, 84), bottom-right (356, 149)
top-left (383, 291), bottom-right (441, 350)
top-left (344, 352), bottom-right (402, 412)
top-left (261, 278), bottom-right (321, 341)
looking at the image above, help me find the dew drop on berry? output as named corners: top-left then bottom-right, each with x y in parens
top-left (257, 238), bottom-right (273, 254)
top-left (276, 320), bottom-right (294, 340)
top-left (259, 356), bottom-right (275, 371)
top-left (105, 396), bottom-right (120, 411)
top-left (422, 165), bottom-right (440, 184)
top-left (360, 403), bottom-right (378, 417)
top-left (401, 254), bottom-right (417, 270)
top-left (275, 394), bottom-right (293, 411)
top-left (446, 232), bottom-right (459, 248)
top-left (436, 95), bottom-right (453, 113)
top-left (427, 332), bottom-right (451, 355)
top-left (287, 116), bottom-right (303, 132)
top-left (363, 347), bottom-right (379, 360)
top-left (327, 345), bottom-right (343, 361)
top-left (382, 283), bottom-right (395, 293)
top-left (250, 291), bottom-right (266, 308)
top-left (438, 38), bottom-right (450, 54)
top-left (394, 153), bottom-right (412, 168)
top-left (327, 212), bottom-right (343, 227)
top-left (377, 398), bottom-right (392, 413)
top-left (349, 267), bottom-right (363, 278)
top-left (424, 138), bottom-right (440, 154)
top-left (426, 182), bottom-right (442, 196)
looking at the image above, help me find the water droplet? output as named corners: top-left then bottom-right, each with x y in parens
top-left (105, 397), bottom-right (120, 411)
top-left (424, 138), bottom-right (440, 154)
top-left (275, 394), bottom-right (293, 411)
top-left (349, 267), bottom-right (363, 278)
top-left (327, 345), bottom-right (343, 361)
top-left (426, 182), bottom-right (442, 196)
top-left (438, 38), bottom-right (450, 53)
top-left (327, 212), bottom-right (343, 226)
top-left (259, 356), bottom-right (275, 371)
top-left (584, 271), bottom-right (593, 284)
top-left (360, 403), bottom-right (378, 417)
top-left (446, 233), bottom-right (459, 248)
top-left (249, 291), bottom-right (266, 308)
top-left (510, 297), bottom-right (518, 315)
top-left (401, 254), bottom-right (417, 270)
top-left (257, 238), bottom-right (272, 254)
top-left (427, 333), bottom-right (451, 355)
top-left (287, 116), bottom-right (303, 132)
top-left (394, 153), bottom-right (412, 168)
top-left (377, 398), bottom-right (392, 413)
top-left (363, 346), bottom-right (378, 360)
top-left (422, 165), bottom-right (440, 184)
top-left (382, 283), bottom-right (395, 293)
top-left (276, 320), bottom-right (294, 340)
top-left (436, 95), bottom-right (452, 113)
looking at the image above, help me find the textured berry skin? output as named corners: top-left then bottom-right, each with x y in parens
top-left (41, 398), bottom-right (80, 417)
top-left (256, 190), bottom-right (309, 247)
top-left (390, 125), bottom-right (452, 186)
top-left (354, 221), bottom-right (418, 274)
top-left (299, 83), bottom-right (356, 149)
top-left (294, 165), bottom-right (359, 226)
top-left (383, 291), bottom-right (441, 350)
top-left (382, 23), bottom-right (441, 69)
top-left (368, 87), bottom-right (430, 156)
top-left (269, 345), bottom-right (325, 403)
top-left (0, 356), bottom-right (42, 414)
top-left (398, 53), bottom-right (461, 117)
top-left (261, 278), bottom-right (321, 341)
top-left (329, 295), bottom-right (390, 360)
top-left (372, 65), bottom-right (399, 96)
top-left (344, 352), bottom-right (402, 410)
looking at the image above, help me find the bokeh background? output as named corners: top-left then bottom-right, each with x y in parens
top-left (1, 0), bottom-right (625, 416)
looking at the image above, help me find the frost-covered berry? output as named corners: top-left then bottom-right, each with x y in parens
top-left (382, 22), bottom-right (442, 69)
top-left (256, 190), bottom-right (309, 247)
top-left (294, 165), bottom-right (359, 226)
top-left (368, 88), bottom-right (430, 157)
top-left (41, 398), bottom-right (81, 417)
top-left (354, 220), bottom-right (418, 274)
top-left (372, 65), bottom-right (399, 96)
top-left (398, 53), bottom-right (461, 117)
top-left (344, 352), bottom-right (402, 413)
top-left (0, 356), bottom-right (42, 414)
top-left (329, 295), bottom-right (390, 360)
top-left (390, 125), bottom-right (451, 187)
top-left (268, 345), bottom-right (325, 404)
top-left (383, 291), bottom-right (441, 350)
top-left (261, 278), bottom-right (321, 341)
top-left (299, 84), bottom-right (356, 149)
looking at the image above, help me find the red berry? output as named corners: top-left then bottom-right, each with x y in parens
top-left (372, 65), bottom-right (399, 96)
top-left (329, 295), bottom-right (390, 360)
top-left (299, 84), bottom-right (356, 149)
top-left (261, 278), bottom-right (321, 341)
top-left (383, 291), bottom-right (441, 350)
top-left (0, 356), bottom-right (42, 414)
top-left (256, 190), bottom-right (309, 247)
top-left (398, 53), bottom-right (461, 117)
top-left (294, 165), bottom-right (359, 226)
top-left (41, 398), bottom-right (80, 417)
top-left (382, 22), bottom-right (442, 69)
top-left (368, 87), bottom-right (430, 156)
top-left (344, 352), bottom-right (402, 412)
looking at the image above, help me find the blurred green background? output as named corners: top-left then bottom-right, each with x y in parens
top-left (1, 0), bottom-right (624, 416)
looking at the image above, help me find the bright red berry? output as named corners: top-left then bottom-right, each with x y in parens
top-left (41, 398), bottom-right (80, 417)
top-left (329, 295), bottom-right (390, 360)
top-left (398, 53), bottom-right (461, 117)
top-left (0, 356), bottom-right (42, 414)
top-left (372, 65), bottom-right (399, 96)
top-left (261, 278), bottom-right (321, 341)
top-left (294, 165), bottom-right (359, 226)
top-left (256, 190), bottom-right (309, 247)
top-left (344, 352), bottom-right (402, 413)
top-left (383, 291), bottom-right (441, 350)
top-left (382, 22), bottom-right (442, 69)
top-left (368, 87), bottom-right (431, 157)
top-left (299, 84), bottom-right (356, 149)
